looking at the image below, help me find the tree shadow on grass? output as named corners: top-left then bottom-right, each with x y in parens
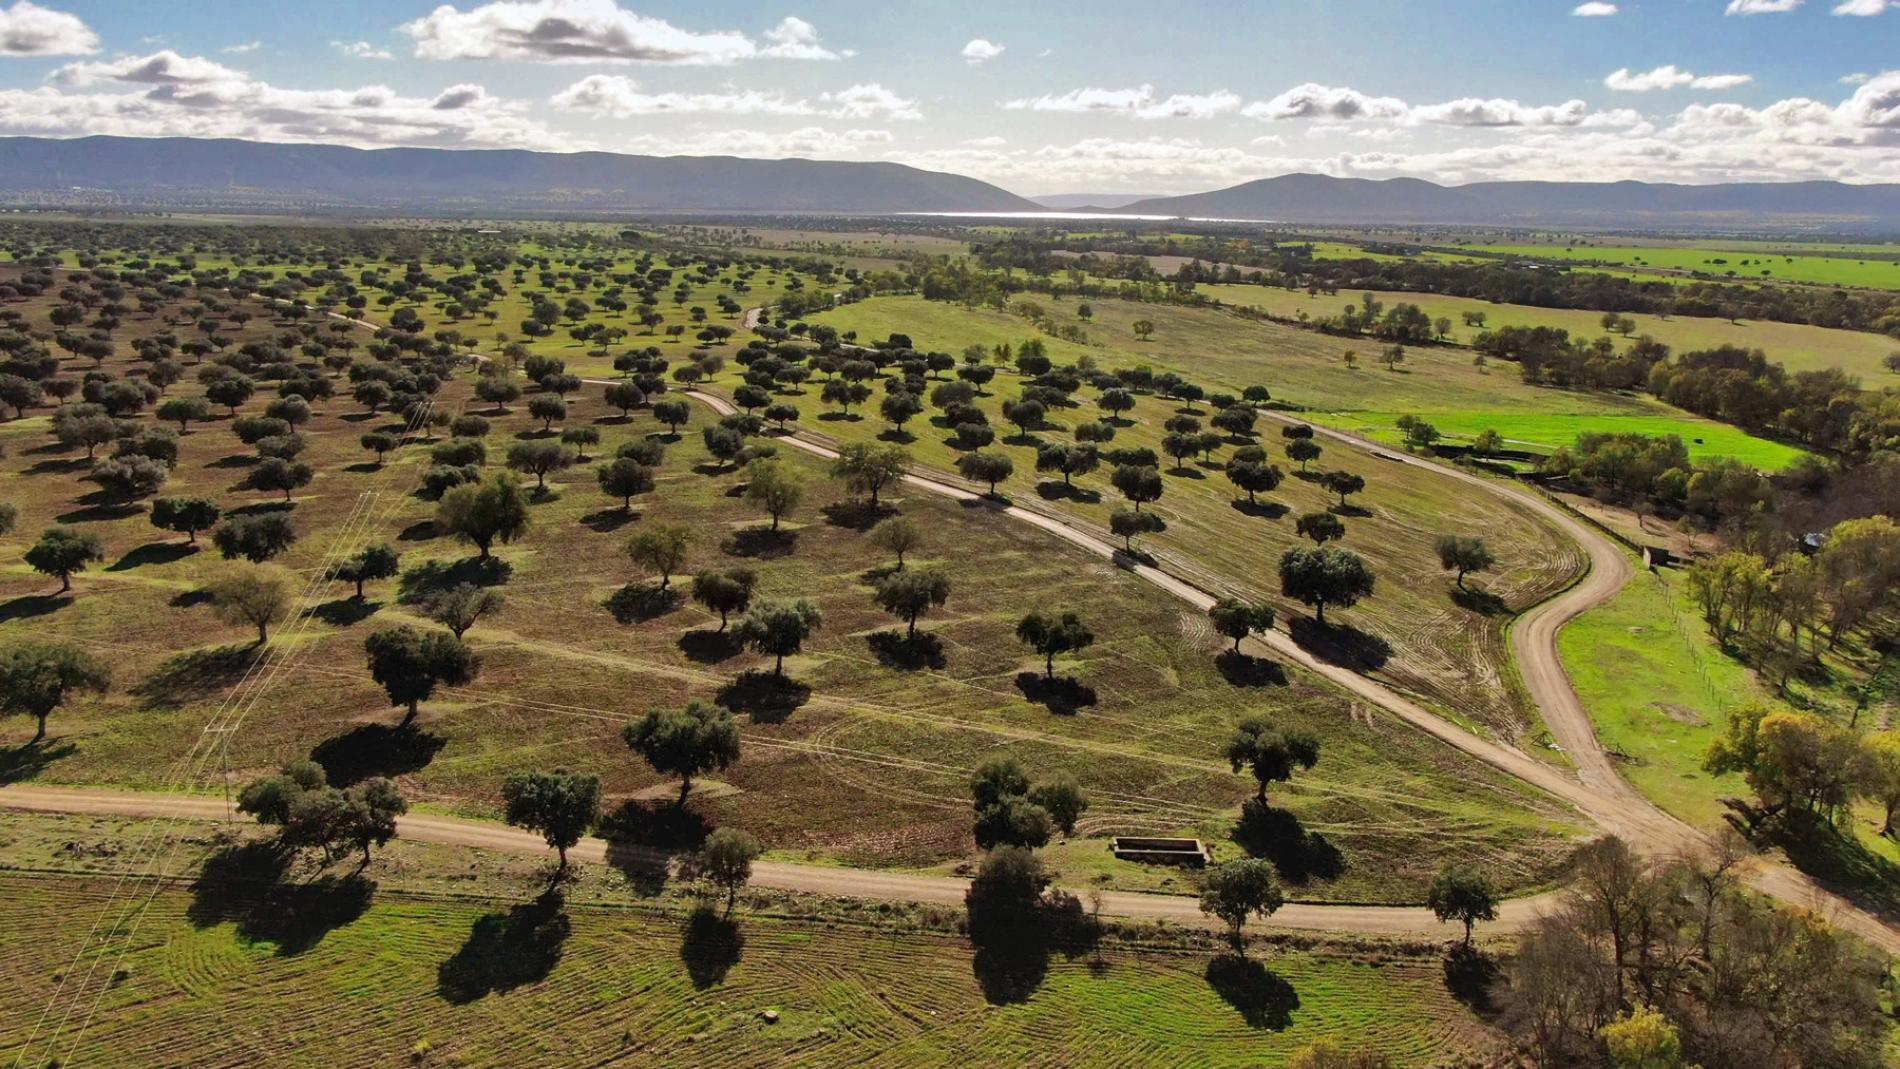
top-left (1204, 953), bottom-right (1299, 1030)
top-left (189, 842), bottom-right (375, 956)
top-left (599, 799), bottom-right (711, 854)
top-left (605, 582), bottom-right (681, 624)
top-left (1215, 650), bottom-right (1288, 688)
top-left (436, 890), bottom-right (571, 1004)
top-left (819, 500), bottom-right (891, 531)
top-left (1288, 617), bottom-right (1392, 673)
top-left (227, 500), bottom-right (294, 518)
top-left (24, 457), bottom-right (92, 476)
top-left (1442, 943), bottom-right (1501, 1015)
top-left (1034, 482), bottom-right (1102, 505)
top-left (1748, 808), bottom-right (1900, 922)
top-left (679, 905), bottom-right (745, 989)
top-left (1232, 799), bottom-right (1344, 886)
top-left (107, 541), bottom-right (198, 571)
top-left (1014, 672), bottom-right (1097, 716)
top-left (133, 643), bottom-right (262, 708)
top-left (721, 527), bottom-right (796, 559)
top-left (580, 508), bottom-right (639, 533)
top-left (1229, 500), bottom-right (1289, 521)
top-left (1, 738), bottom-right (77, 784)
top-left (868, 630), bottom-right (945, 671)
top-left (397, 557), bottom-right (512, 604)
top-left (716, 670), bottom-right (811, 723)
top-left (679, 628), bottom-right (742, 663)
top-left (967, 888), bottom-right (1094, 1005)
top-left (307, 597), bottom-right (381, 628)
top-left (169, 588), bottom-right (215, 609)
top-left (0, 594), bottom-right (70, 623)
top-left (1449, 586), bottom-right (1509, 617)
top-left (603, 839), bottom-right (673, 898)
top-left (310, 723), bottom-right (446, 787)
top-left (397, 520), bottom-right (437, 542)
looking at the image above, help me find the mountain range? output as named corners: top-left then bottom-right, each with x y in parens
top-left (0, 135), bottom-right (1897, 228)
top-left (0, 135), bottom-right (1038, 215)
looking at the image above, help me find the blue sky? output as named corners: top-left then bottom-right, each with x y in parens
top-left (0, 0), bottom-right (1894, 193)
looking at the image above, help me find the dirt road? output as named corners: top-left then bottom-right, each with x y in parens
top-left (0, 784), bottom-right (1547, 938)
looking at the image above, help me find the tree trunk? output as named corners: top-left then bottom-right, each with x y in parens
top-left (775, 652), bottom-right (785, 677)
top-left (33, 713), bottom-right (48, 744)
top-left (403, 699), bottom-right (419, 725)
top-left (1045, 652), bottom-right (1055, 679)
top-left (59, 572), bottom-right (72, 593)
top-left (1314, 601), bottom-right (1326, 626)
top-left (257, 621), bottom-right (269, 645)
top-left (678, 775), bottom-right (693, 807)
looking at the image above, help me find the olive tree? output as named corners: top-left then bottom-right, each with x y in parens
top-left (25, 526), bottom-right (104, 593)
top-left (207, 565), bottom-right (294, 644)
top-left (0, 641), bottom-right (110, 743)
top-left (502, 769), bottom-right (599, 872)
top-left (623, 700), bottom-right (742, 805)
top-left (364, 625), bottom-right (479, 724)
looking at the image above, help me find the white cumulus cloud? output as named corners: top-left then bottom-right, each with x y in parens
top-left (1004, 84), bottom-right (1241, 120)
top-left (1605, 65), bottom-right (1754, 91)
top-left (1725, 0), bottom-right (1802, 12)
top-left (0, 0), bottom-right (97, 56)
top-left (1572, 2), bottom-right (1618, 14)
top-left (401, 0), bottom-right (838, 64)
top-left (551, 75), bottom-right (916, 120)
top-left (960, 38), bottom-right (1004, 64)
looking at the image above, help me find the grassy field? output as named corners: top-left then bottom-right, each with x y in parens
top-left (0, 271), bottom-right (1579, 903)
top-left (783, 297), bottom-right (1598, 739)
top-left (1459, 242), bottom-right (1900, 290)
top-left (1195, 282), bottom-right (1900, 383)
top-left (1554, 562), bottom-right (1761, 827)
top-left (806, 296), bottom-right (1806, 469)
top-left (0, 862), bottom-right (1495, 1068)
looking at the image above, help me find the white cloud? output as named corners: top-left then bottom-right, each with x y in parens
top-left (1410, 97), bottom-right (1592, 127)
top-left (963, 135), bottom-right (1007, 147)
top-left (1724, 0), bottom-right (1802, 12)
top-left (759, 16), bottom-right (846, 59)
top-left (1842, 72), bottom-right (1872, 84)
top-left (53, 50), bottom-right (247, 87)
top-left (1240, 83), bottom-right (1619, 128)
top-left (401, 0), bottom-right (837, 64)
top-left (1004, 84), bottom-right (1241, 120)
top-left (551, 75), bottom-right (917, 120)
top-left (1243, 83), bottom-right (1410, 122)
top-left (1571, 2), bottom-right (1618, 14)
top-left (3, 51), bottom-right (564, 150)
top-left (334, 40), bottom-right (395, 60)
top-left (1833, 0), bottom-right (1890, 13)
top-left (221, 41), bottom-right (261, 55)
top-left (0, 1), bottom-right (97, 57)
top-left (1605, 65), bottom-right (1754, 91)
top-left (961, 38), bottom-right (1004, 64)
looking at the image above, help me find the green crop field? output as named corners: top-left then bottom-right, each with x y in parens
top-left (0, 866), bottom-right (1493, 1069)
top-left (1195, 282), bottom-right (1900, 383)
top-left (1460, 242), bottom-right (1900, 290)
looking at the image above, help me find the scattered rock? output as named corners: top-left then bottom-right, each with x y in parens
top-left (759, 1009), bottom-right (779, 1024)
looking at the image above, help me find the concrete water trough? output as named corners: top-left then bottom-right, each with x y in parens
top-left (1109, 836), bottom-right (1209, 866)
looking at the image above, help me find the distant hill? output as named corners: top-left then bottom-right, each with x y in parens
top-left (0, 135), bottom-right (1039, 215)
top-left (1123, 174), bottom-right (1900, 228)
top-left (1031, 192), bottom-right (1167, 210)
